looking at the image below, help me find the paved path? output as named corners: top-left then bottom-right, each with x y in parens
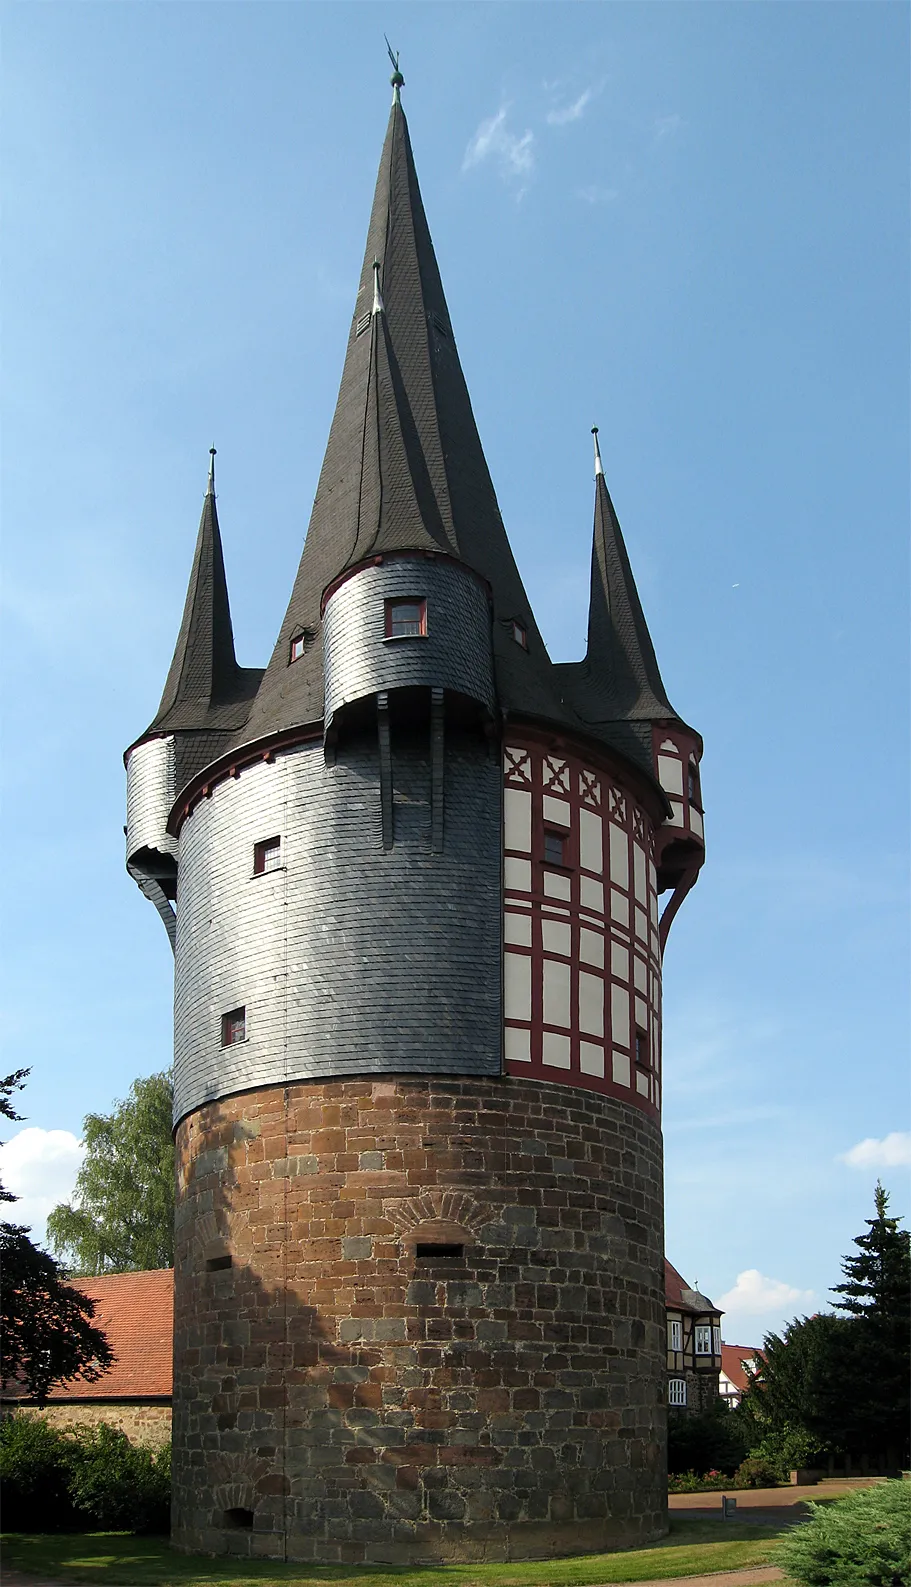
top-left (1, 1571), bottom-right (786, 1587)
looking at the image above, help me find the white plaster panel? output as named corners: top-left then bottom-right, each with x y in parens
top-left (611, 985), bottom-right (630, 1048)
top-left (612, 1051), bottom-right (631, 1087)
top-left (579, 971), bottom-right (604, 1038)
top-left (633, 955), bottom-right (648, 994)
top-left (657, 754), bottom-right (683, 795)
top-left (505, 911), bottom-right (532, 947)
top-left (542, 1031), bottom-right (571, 1068)
top-left (580, 877), bottom-right (603, 914)
top-left (504, 951), bottom-right (532, 1021)
top-left (666, 801), bottom-right (684, 828)
top-left (609, 823), bottom-right (629, 886)
top-left (543, 958), bottom-right (571, 1028)
top-left (636, 1071), bottom-right (650, 1096)
top-left (579, 1041), bottom-right (604, 1078)
top-left (580, 928), bottom-right (604, 968)
top-left (610, 889), bottom-right (629, 926)
top-left (691, 807), bottom-right (704, 838)
top-left (543, 794), bottom-right (571, 828)
top-left (636, 996), bottom-right (649, 1031)
top-left (542, 918), bottom-right (571, 956)
top-left (543, 871), bottom-right (571, 901)
top-left (633, 845), bottom-right (647, 904)
top-left (505, 856), bottom-right (532, 892)
top-left (635, 907), bottom-right (648, 942)
top-left (505, 1026), bottom-right (531, 1062)
top-left (611, 941), bottom-right (629, 980)
top-left (504, 788), bottom-right (532, 853)
top-left (579, 809), bottom-right (603, 874)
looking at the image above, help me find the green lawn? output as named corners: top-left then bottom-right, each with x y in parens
top-left (1, 1518), bottom-right (786, 1586)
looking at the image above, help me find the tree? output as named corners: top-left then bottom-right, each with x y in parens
top-left (832, 1181), bottom-right (910, 1466)
top-left (0, 1071), bottom-right (113, 1403)
top-left (46, 1072), bottom-right (174, 1274)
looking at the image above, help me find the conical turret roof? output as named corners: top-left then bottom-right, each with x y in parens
top-left (241, 92), bottom-right (569, 743)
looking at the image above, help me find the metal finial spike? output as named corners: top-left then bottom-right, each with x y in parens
top-left (207, 446), bottom-right (217, 494)
top-left (591, 426), bottom-right (604, 478)
top-left (385, 36), bottom-right (404, 100)
top-left (372, 258), bottom-right (385, 317)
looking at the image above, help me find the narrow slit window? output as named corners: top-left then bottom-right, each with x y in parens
top-left (668, 1379), bottom-right (687, 1407)
top-left (385, 598), bottom-right (427, 639)
top-left (206, 1255), bottom-right (232, 1272)
top-left (224, 1508), bottom-right (254, 1529)
top-left (512, 620), bottom-right (528, 649)
top-left (253, 837), bottom-right (281, 875)
top-left (688, 761), bottom-right (701, 807)
top-left (221, 1007), bottom-right (246, 1047)
top-left (415, 1242), bottom-right (464, 1260)
top-left (635, 1029), bottom-right (649, 1069)
top-left (543, 830), bottom-right (565, 867)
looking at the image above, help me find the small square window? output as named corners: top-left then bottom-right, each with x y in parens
top-left (512, 620), bottom-right (528, 649)
top-left (669, 1319), bottom-right (682, 1352)
top-left (385, 598), bottom-right (427, 639)
top-left (668, 1378), bottom-right (687, 1407)
top-left (543, 830), bottom-right (565, 866)
top-left (253, 837), bottom-right (281, 875)
top-left (635, 1029), bottom-right (649, 1069)
top-left (289, 634), bottom-right (306, 663)
top-left (221, 1008), bottom-right (246, 1047)
top-left (694, 1324), bottom-right (712, 1355)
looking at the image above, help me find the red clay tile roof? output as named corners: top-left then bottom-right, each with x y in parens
top-left (3, 1269), bottom-right (173, 1402)
top-left (720, 1343), bottom-right (762, 1393)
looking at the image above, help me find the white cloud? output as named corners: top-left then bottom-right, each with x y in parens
top-left (547, 89), bottom-right (593, 126)
top-left (2, 1127), bottom-right (84, 1246)
top-left (840, 1132), bottom-right (911, 1170)
top-left (576, 184), bottom-right (619, 207)
top-left (462, 107), bottom-right (535, 188)
top-left (718, 1269), bottom-right (815, 1329)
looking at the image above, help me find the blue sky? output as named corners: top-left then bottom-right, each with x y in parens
top-left (2, 2), bottom-right (908, 1343)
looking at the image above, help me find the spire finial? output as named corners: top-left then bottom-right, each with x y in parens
top-left (372, 257), bottom-right (385, 317)
top-left (591, 425), bottom-right (604, 478)
top-left (207, 446), bottom-right (217, 495)
top-left (385, 37), bottom-right (404, 103)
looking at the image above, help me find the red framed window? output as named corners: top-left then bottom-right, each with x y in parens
top-left (289, 634), bottom-right (306, 663)
top-left (687, 761), bottom-right (701, 807)
top-left (512, 620), bottom-right (528, 649)
top-left (253, 836), bottom-right (281, 875)
top-left (385, 598), bottom-right (427, 639)
top-left (221, 1008), bottom-right (246, 1047)
top-left (543, 830), bottom-right (566, 867)
top-left (635, 1029), bottom-right (649, 1069)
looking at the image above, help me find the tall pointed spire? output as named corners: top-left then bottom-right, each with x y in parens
top-left (243, 89), bottom-right (568, 743)
top-left (575, 428), bottom-right (676, 724)
top-left (146, 453), bottom-right (247, 734)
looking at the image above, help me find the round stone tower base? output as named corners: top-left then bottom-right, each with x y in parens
top-left (171, 1077), bottom-right (668, 1563)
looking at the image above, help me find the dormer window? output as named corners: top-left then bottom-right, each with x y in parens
top-left (512, 620), bottom-right (528, 649)
top-left (289, 634), bottom-right (306, 663)
top-left (385, 598), bottom-right (427, 639)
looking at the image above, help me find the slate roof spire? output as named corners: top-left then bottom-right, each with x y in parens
top-left (242, 88), bottom-right (567, 742)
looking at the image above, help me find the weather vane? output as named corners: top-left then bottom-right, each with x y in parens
top-left (385, 36), bottom-right (404, 94)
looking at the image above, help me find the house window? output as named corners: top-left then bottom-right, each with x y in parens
top-left (221, 1008), bottom-right (246, 1047)
top-left (668, 1379), bottom-right (687, 1407)
top-left (415, 1242), bottom-right (464, 1260)
top-left (669, 1319), bottom-right (682, 1352)
top-left (694, 1324), bottom-right (712, 1355)
top-left (635, 1029), bottom-right (649, 1069)
top-left (688, 761), bottom-right (701, 807)
top-left (512, 620), bottom-right (528, 649)
top-left (289, 634), bottom-right (306, 663)
top-left (253, 837), bottom-right (281, 875)
top-left (713, 1326), bottom-right (722, 1356)
top-left (385, 598), bottom-right (427, 639)
top-left (543, 830), bottom-right (565, 866)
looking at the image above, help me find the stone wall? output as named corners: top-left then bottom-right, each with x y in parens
top-left (172, 1075), bottom-right (667, 1563)
top-left (5, 1401), bottom-right (171, 1442)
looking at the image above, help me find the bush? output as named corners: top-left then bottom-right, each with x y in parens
top-left (776, 1481), bottom-right (910, 1586)
top-left (0, 1413), bottom-right (170, 1534)
top-left (0, 1413), bottom-right (78, 1531)
top-left (668, 1399), bottom-right (752, 1476)
top-left (668, 1468), bottom-right (733, 1493)
top-left (734, 1454), bottom-right (780, 1488)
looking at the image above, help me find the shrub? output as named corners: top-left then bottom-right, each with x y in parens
top-left (668, 1468), bottom-right (733, 1493)
top-left (0, 1413), bottom-right (77, 1531)
top-left (0, 1413), bottom-right (170, 1534)
top-left (667, 1399), bottom-right (752, 1476)
top-left (66, 1424), bottom-right (170, 1533)
top-left (735, 1454), bottom-right (780, 1488)
top-left (776, 1481), bottom-right (910, 1587)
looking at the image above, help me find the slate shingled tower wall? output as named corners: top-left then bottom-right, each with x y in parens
top-left (125, 82), bottom-right (705, 1564)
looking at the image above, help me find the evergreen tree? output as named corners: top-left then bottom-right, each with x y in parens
top-left (831, 1181), bottom-right (910, 1466)
top-left (46, 1072), bottom-right (175, 1275)
top-left (0, 1071), bottom-right (113, 1403)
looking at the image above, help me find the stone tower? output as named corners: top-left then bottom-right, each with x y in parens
top-left (125, 80), bottom-right (705, 1565)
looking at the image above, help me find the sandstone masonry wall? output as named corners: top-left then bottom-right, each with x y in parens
top-left (172, 1076), bottom-right (666, 1563)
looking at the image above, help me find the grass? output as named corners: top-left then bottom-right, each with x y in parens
top-left (0, 1517), bottom-right (787, 1586)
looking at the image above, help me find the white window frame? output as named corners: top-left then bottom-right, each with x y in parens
top-left (712, 1326), bottom-right (722, 1356)
top-left (668, 1378), bottom-right (687, 1407)
top-left (694, 1323), bottom-right (712, 1355)
top-left (669, 1319), bottom-right (682, 1352)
